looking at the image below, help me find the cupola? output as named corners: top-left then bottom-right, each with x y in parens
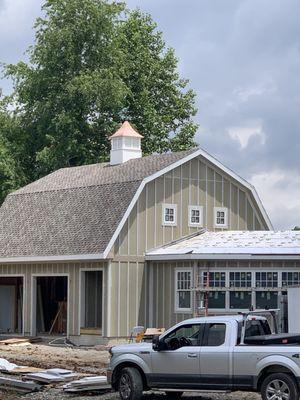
top-left (109, 121), bottom-right (143, 165)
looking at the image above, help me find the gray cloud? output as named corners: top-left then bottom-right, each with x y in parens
top-left (1, 0), bottom-right (300, 229)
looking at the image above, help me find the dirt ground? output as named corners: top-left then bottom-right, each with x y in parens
top-left (0, 342), bottom-right (261, 400)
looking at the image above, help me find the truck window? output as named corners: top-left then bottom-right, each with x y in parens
top-left (164, 324), bottom-right (204, 349)
top-left (245, 320), bottom-right (271, 338)
top-left (203, 323), bottom-right (226, 346)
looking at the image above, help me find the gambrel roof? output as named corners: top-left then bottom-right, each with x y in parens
top-left (0, 147), bottom-right (272, 262)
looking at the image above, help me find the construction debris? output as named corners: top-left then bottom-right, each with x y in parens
top-left (0, 358), bottom-right (44, 375)
top-left (23, 368), bottom-right (78, 384)
top-left (63, 376), bottom-right (110, 393)
top-left (0, 377), bottom-right (41, 393)
top-left (0, 337), bottom-right (42, 345)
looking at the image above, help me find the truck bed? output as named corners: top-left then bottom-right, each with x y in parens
top-left (244, 333), bottom-right (300, 345)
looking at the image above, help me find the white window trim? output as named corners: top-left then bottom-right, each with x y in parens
top-left (214, 207), bottom-right (228, 228)
top-left (188, 205), bottom-right (203, 227)
top-left (175, 268), bottom-right (192, 313)
top-left (162, 203), bottom-right (177, 226)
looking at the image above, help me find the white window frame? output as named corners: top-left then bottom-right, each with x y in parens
top-left (175, 268), bottom-right (192, 312)
top-left (162, 203), bottom-right (177, 226)
top-left (188, 205), bottom-right (203, 227)
top-left (214, 207), bottom-right (228, 228)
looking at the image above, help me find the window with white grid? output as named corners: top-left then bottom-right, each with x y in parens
top-left (202, 272), bottom-right (226, 288)
top-left (282, 272), bottom-right (300, 287)
top-left (162, 204), bottom-right (177, 226)
top-left (188, 206), bottom-right (203, 227)
top-left (214, 207), bottom-right (228, 228)
top-left (255, 272), bottom-right (278, 288)
top-left (229, 272), bottom-right (252, 288)
top-left (175, 269), bottom-right (192, 311)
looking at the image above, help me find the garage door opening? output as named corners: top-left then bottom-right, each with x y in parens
top-left (36, 276), bottom-right (68, 335)
top-left (0, 277), bottom-right (23, 334)
top-left (80, 271), bottom-right (103, 335)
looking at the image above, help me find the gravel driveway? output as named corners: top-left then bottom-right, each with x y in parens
top-left (0, 389), bottom-right (261, 400)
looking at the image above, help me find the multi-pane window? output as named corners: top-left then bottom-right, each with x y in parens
top-left (229, 272), bottom-right (252, 288)
top-left (208, 291), bottom-right (226, 309)
top-left (282, 272), bottom-right (300, 287)
top-left (230, 291), bottom-right (252, 309)
top-left (188, 206), bottom-right (203, 227)
top-left (162, 204), bottom-right (177, 226)
top-left (256, 291), bottom-right (278, 309)
top-left (203, 272), bottom-right (226, 288)
top-left (214, 207), bottom-right (228, 228)
top-left (255, 272), bottom-right (278, 288)
top-left (175, 269), bottom-right (192, 311)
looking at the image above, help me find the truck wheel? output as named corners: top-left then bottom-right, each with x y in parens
top-left (261, 373), bottom-right (298, 400)
top-left (165, 391), bottom-right (183, 399)
top-left (118, 367), bottom-right (143, 400)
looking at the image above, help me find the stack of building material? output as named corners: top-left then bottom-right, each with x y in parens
top-left (0, 377), bottom-right (41, 393)
top-left (63, 376), bottom-right (110, 393)
top-left (23, 368), bottom-right (78, 383)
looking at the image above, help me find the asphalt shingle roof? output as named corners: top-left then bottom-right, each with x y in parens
top-left (0, 149), bottom-right (196, 259)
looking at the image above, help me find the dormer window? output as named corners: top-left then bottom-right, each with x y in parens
top-left (188, 205), bottom-right (203, 227)
top-left (214, 207), bottom-right (228, 228)
top-left (162, 204), bottom-right (177, 226)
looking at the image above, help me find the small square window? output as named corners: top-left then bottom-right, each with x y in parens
top-left (162, 204), bottom-right (177, 226)
top-left (214, 207), bottom-right (228, 228)
top-left (188, 206), bottom-right (203, 227)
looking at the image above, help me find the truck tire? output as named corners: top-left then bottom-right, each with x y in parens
top-left (165, 391), bottom-right (183, 399)
top-left (261, 372), bottom-right (298, 400)
top-left (118, 367), bottom-right (143, 400)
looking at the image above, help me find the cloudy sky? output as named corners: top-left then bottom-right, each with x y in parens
top-left (0, 0), bottom-right (299, 230)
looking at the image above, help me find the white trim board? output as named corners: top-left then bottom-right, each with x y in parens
top-left (0, 253), bottom-right (105, 264)
top-left (103, 147), bottom-right (273, 258)
top-left (146, 254), bottom-right (300, 261)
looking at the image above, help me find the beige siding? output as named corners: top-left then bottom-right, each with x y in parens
top-left (114, 155), bottom-right (268, 257)
top-left (108, 261), bottom-right (147, 337)
top-left (0, 262), bottom-right (107, 337)
top-left (150, 261), bottom-right (194, 331)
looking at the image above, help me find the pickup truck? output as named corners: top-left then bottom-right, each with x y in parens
top-left (107, 311), bottom-right (300, 400)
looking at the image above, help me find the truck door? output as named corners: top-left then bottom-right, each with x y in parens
top-left (199, 322), bottom-right (231, 390)
top-left (150, 323), bottom-right (204, 389)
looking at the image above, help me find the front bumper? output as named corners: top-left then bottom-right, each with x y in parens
top-left (107, 368), bottom-right (112, 385)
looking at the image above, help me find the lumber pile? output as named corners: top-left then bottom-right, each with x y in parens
top-left (0, 377), bottom-right (41, 393)
top-left (63, 376), bottom-right (110, 393)
top-left (23, 368), bottom-right (78, 383)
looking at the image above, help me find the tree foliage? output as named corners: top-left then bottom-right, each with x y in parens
top-left (2, 0), bottom-right (198, 186)
top-left (0, 104), bottom-right (25, 203)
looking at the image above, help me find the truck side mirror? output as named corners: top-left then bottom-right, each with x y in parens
top-left (152, 335), bottom-right (164, 351)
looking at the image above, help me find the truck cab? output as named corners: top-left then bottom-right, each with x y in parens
top-left (108, 313), bottom-right (300, 400)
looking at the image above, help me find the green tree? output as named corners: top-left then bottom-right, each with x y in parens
top-left (4, 0), bottom-right (197, 181)
top-left (293, 226), bottom-right (300, 231)
top-left (0, 106), bottom-right (25, 203)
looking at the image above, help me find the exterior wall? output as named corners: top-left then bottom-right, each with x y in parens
top-left (108, 260), bottom-right (149, 337)
top-left (107, 155), bottom-right (270, 336)
top-left (113, 155), bottom-right (269, 258)
top-left (148, 260), bottom-right (300, 332)
top-left (0, 261), bottom-right (107, 340)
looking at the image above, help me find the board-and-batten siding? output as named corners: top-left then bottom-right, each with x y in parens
top-left (150, 260), bottom-right (300, 331)
top-left (0, 262), bottom-right (107, 337)
top-left (114, 156), bottom-right (268, 258)
top-left (108, 155), bottom-right (269, 337)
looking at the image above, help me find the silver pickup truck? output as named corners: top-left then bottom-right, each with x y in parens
top-left (107, 311), bottom-right (300, 400)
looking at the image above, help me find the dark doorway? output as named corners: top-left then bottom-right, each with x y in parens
top-left (0, 277), bottom-right (23, 334)
top-left (36, 276), bottom-right (68, 335)
top-left (83, 271), bottom-right (103, 332)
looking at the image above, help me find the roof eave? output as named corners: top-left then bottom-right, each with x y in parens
top-left (145, 253), bottom-right (300, 261)
top-left (0, 253), bottom-right (105, 264)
